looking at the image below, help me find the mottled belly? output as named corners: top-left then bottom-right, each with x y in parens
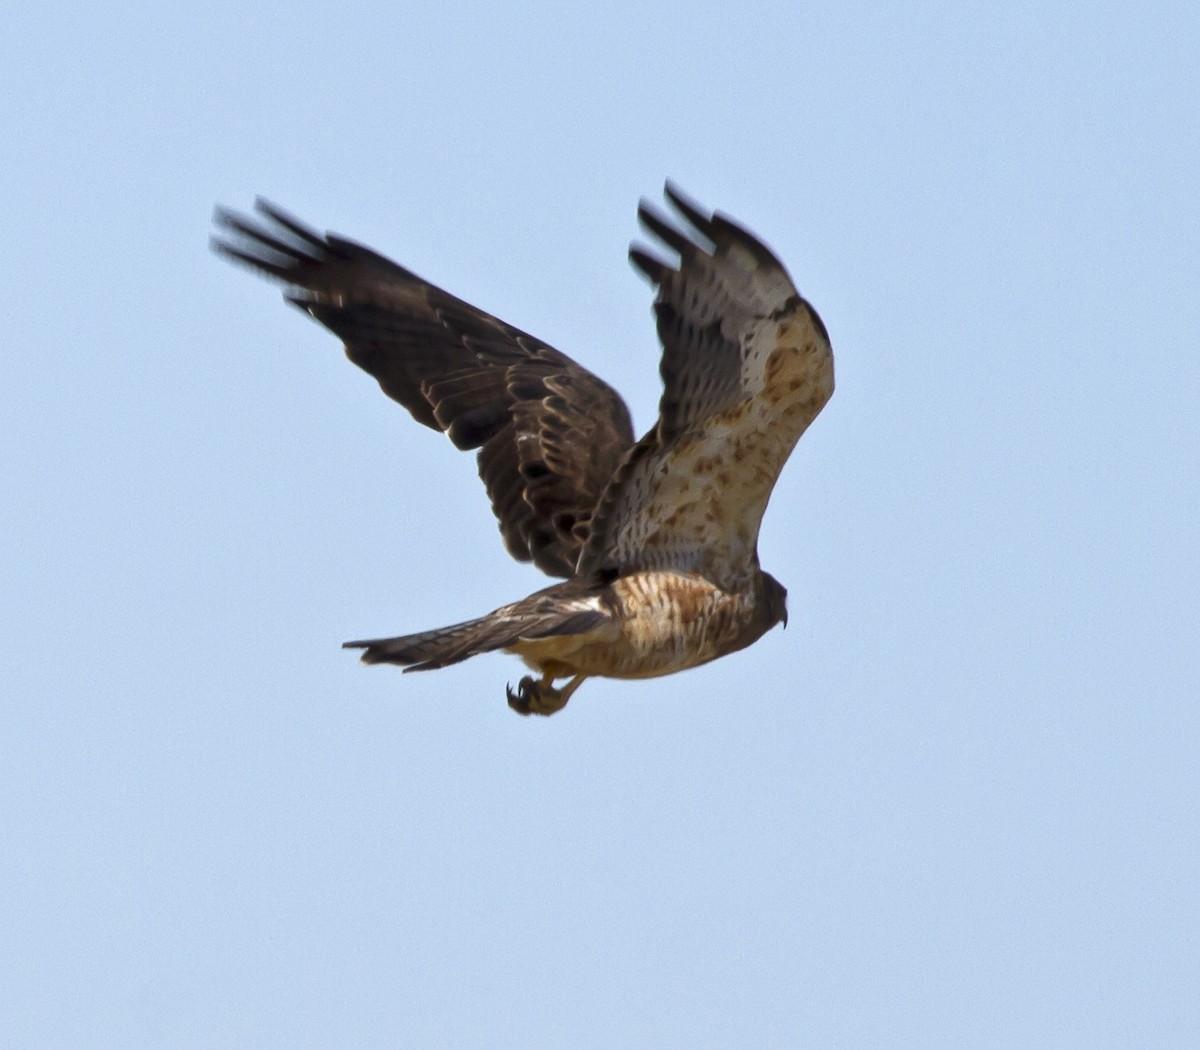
top-left (511, 570), bottom-right (763, 681)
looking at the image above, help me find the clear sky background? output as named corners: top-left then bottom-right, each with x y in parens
top-left (3, 1), bottom-right (1198, 1047)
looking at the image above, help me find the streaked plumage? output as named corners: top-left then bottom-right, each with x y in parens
top-left (212, 184), bottom-right (833, 715)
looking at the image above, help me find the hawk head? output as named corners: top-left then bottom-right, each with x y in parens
top-left (761, 572), bottom-right (789, 631)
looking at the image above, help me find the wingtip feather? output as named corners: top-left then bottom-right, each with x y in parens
top-left (252, 198), bottom-right (326, 249)
top-left (662, 181), bottom-right (715, 239)
top-left (637, 202), bottom-right (699, 258)
top-left (628, 247), bottom-right (668, 284)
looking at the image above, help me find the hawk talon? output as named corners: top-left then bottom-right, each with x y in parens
top-left (506, 675), bottom-right (564, 717)
top-left (505, 679), bottom-right (531, 715)
top-left (506, 673), bottom-right (586, 717)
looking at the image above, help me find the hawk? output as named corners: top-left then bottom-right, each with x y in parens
top-left (212, 184), bottom-right (833, 715)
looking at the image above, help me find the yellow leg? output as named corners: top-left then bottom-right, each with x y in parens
top-left (556, 673), bottom-right (587, 705)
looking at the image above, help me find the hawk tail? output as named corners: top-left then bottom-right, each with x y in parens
top-left (343, 606), bottom-right (606, 672)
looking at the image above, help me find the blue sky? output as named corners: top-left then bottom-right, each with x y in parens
top-left (3, 1), bottom-right (1198, 1046)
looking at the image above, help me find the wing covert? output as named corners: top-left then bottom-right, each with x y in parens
top-left (212, 200), bottom-right (635, 577)
top-left (580, 184), bottom-right (834, 588)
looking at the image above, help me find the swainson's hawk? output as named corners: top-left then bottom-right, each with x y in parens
top-left (212, 184), bottom-right (833, 715)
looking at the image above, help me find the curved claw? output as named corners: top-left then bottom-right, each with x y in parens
top-left (506, 677), bottom-right (536, 717)
top-left (504, 673), bottom-right (586, 717)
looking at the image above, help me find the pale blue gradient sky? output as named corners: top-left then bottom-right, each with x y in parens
top-left (3, 1), bottom-right (1198, 1046)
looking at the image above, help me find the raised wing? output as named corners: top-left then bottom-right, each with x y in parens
top-left (579, 184), bottom-right (834, 589)
top-left (212, 200), bottom-right (635, 577)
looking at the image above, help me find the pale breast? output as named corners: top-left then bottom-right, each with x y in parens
top-left (512, 570), bottom-right (771, 681)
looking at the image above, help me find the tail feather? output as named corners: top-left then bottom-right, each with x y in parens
top-left (343, 606), bottom-right (606, 672)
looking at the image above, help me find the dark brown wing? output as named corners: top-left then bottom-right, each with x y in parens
top-left (212, 200), bottom-right (635, 577)
top-left (578, 184), bottom-right (834, 589)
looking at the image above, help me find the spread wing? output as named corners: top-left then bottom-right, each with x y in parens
top-left (212, 200), bottom-right (635, 577)
top-left (579, 184), bottom-right (834, 590)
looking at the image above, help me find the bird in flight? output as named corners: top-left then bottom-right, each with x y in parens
top-left (212, 184), bottom-right (833, 715)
